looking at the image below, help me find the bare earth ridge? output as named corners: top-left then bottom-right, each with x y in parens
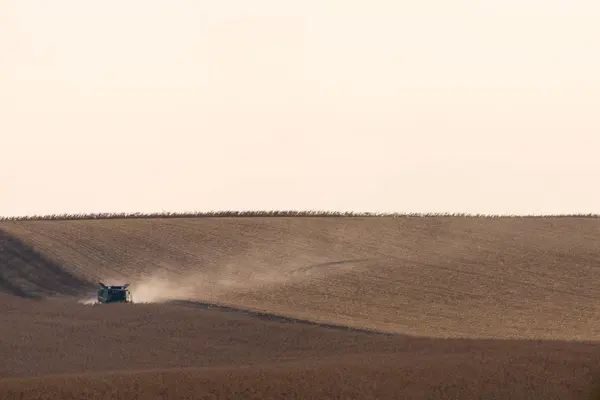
top-left (1, 214), bottom-right (600, 399)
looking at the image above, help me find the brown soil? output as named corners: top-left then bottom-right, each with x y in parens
top-left (1, 215), bottom-right (600, 399)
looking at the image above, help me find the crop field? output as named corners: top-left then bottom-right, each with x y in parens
top-left (1, 211), bottom-right (600, 399)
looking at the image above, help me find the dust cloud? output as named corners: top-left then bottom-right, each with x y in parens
top-left (76, 274), bottom-right (200, 305)
top-left (76, 258), bottom-right (313, 305)
top-left (78, 297), bottom-right (98, 305)
top-left (128, 274), bottom-right (198, 303)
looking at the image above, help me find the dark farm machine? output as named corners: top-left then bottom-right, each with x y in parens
top-left (97, 282), bottom-right (133, 304)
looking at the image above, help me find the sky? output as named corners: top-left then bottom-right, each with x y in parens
top-left (1, 0), bottom-right (600, 216)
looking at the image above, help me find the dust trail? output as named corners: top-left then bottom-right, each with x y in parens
top-left (127, 270), bottom-right (283, 304)
top-left (128, 274), bottom-right (198, 304)
top-left (78, 297), bottom-right (97, 305)
top-left (76, 270), bottom-right (218, 305)
top-left (76, 256), bottom-right (341, 305)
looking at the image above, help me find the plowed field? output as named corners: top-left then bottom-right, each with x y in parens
top-left (2, 215), bottom-right (600, 399)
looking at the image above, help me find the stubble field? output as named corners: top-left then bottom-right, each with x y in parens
top-left (1, 212), bottom-right (600, 399)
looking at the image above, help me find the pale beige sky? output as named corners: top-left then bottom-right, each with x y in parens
top-left (1, 0), bottom-right (599, 216)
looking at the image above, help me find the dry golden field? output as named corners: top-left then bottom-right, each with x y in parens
top-left (2, 212), bottom-right (600, 399)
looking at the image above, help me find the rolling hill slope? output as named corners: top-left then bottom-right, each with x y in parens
top-left (3, 214), bottom-right (600, 340)
top-left (3, 213), bottom-right (600, 398)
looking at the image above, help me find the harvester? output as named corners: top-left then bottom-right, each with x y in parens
top-left (97, 282), bottom-right (133, 304)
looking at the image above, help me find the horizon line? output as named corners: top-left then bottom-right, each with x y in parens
top-left (2, 210), bottom-right (600, 222)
